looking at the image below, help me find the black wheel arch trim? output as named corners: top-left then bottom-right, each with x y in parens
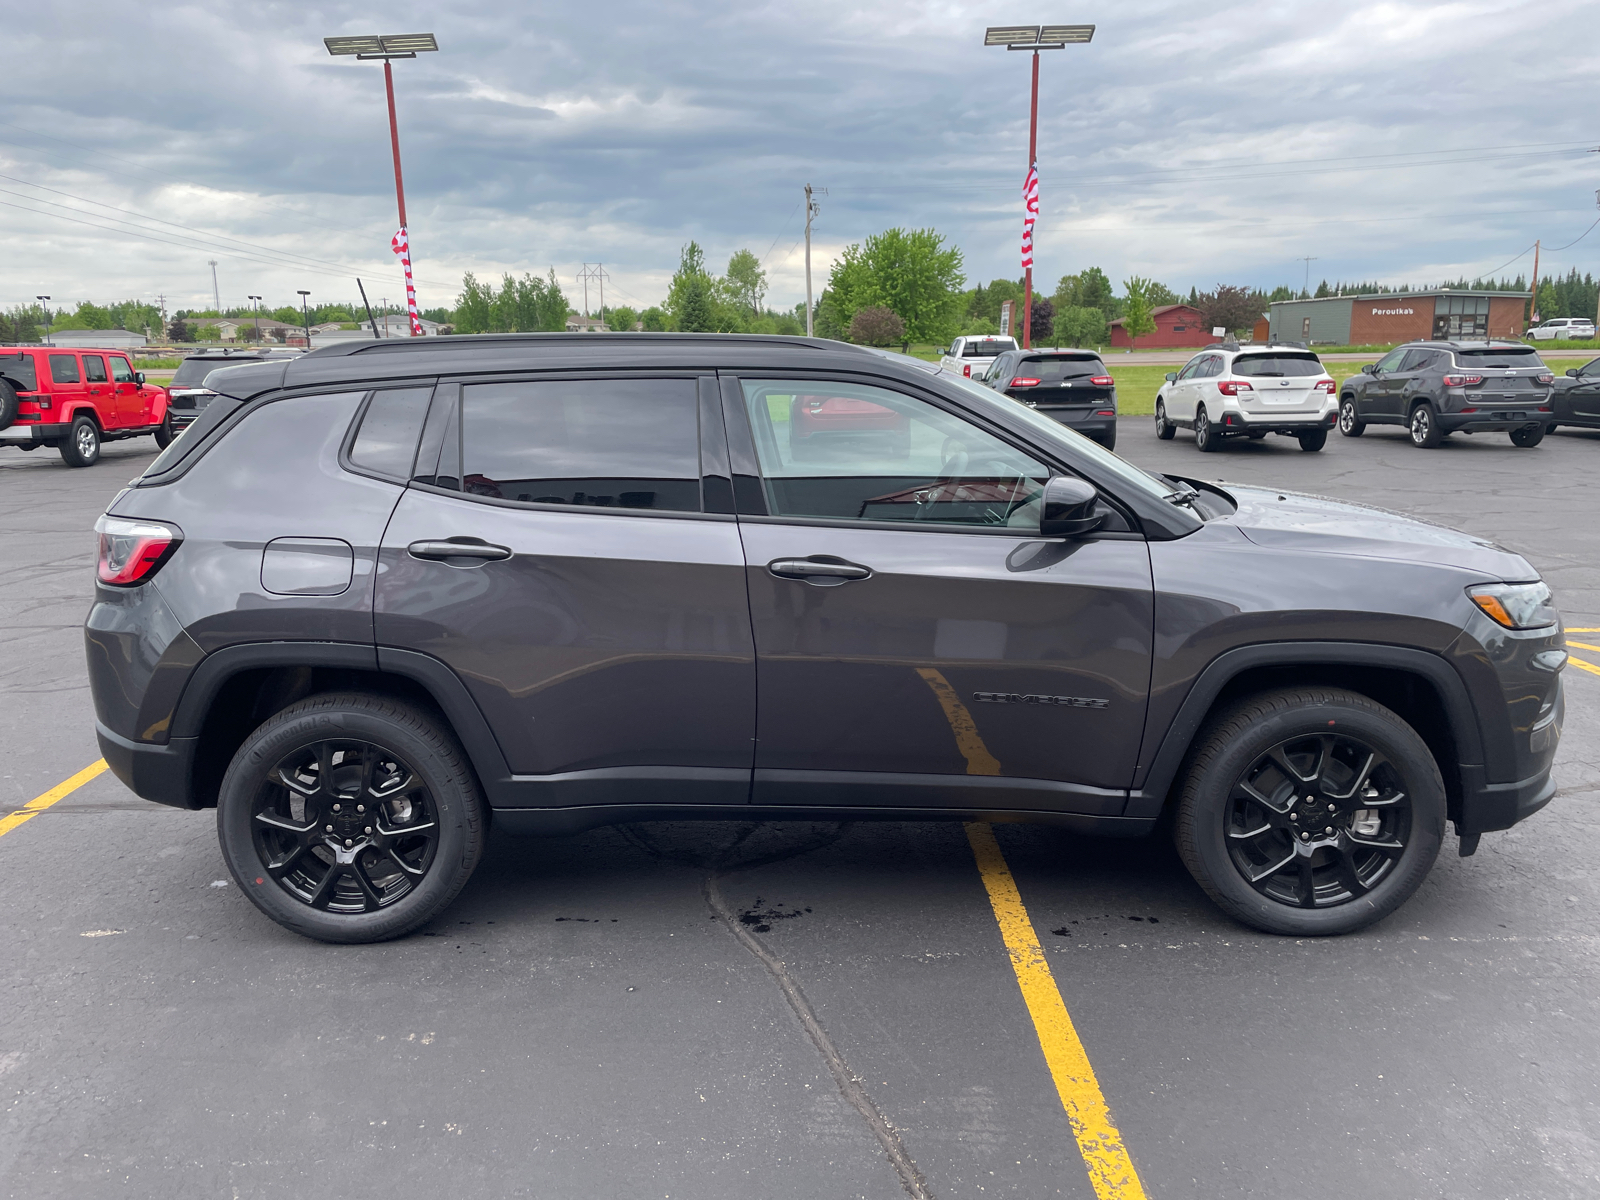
top-left (1126, 641), bottom-right (1488, 820)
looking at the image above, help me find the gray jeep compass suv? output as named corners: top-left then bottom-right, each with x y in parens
top-left (1338, 340), bottom-right (1554, 448)
top-left (85, 334), bottom-right (1566, 943)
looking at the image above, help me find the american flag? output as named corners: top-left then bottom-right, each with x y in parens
top-left (391, 227), bottom-right (424, 337)
top-left (1020, 162), bottom-right (1039, 270)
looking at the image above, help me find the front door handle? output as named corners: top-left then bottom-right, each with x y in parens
top-left (407, 539), bottom-right (512, 562)
top-left (768, 556), bottom-right (872, 583)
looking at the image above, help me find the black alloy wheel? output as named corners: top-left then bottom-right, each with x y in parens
top-left (1174, 687), bottom-right (1444, 935)
top-left (1338, 398), bottom-right (1365, 437)
top-left (1409, 402), bottom-right (1444, 448)
top-left (1509, 424), bottom-right (1545, 448)
top-left (1155, 399), bottom-right (1176, 440)
top-left (1194, 405), bottom-right (1219, 452)
top-left (218, 693), bottom-right (485, 943)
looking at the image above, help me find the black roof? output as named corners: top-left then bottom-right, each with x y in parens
top-left (1394, 339), bottom-right (1534, 350)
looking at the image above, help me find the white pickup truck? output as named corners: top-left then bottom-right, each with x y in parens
top-left (938, 335), bottom-right (1018, 381)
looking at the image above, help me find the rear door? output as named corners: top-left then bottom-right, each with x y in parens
top-left (46, 352), bottom-right (86, 420)
top-left (375, 374), bottom-right (756, 807)
top-left (727, 372), bottom-right (1154, 813)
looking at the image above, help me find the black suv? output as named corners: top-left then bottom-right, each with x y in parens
top-left (1337, 340), bottom-right (1554, 448)
top-left (166, 348), bottom-right (302, 435)
top-left (979, 348), bottom-right (1118, 449)
top-left (86, 334), bottom-right (1565, 943)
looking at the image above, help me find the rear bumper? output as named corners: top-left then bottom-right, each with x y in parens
top-left (1034, 407), bottom-right (1116, 436)
top-left (1225, 409), bottom-right (1336, 432)
top-left (0, 423), bottom-right (67, 445)
top-left (97, 721), bottom-right (199, 810)
top-left (1438, 410), bottom-right (1548, 433)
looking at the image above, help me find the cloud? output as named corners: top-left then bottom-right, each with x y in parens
top-left (1, 0), bottom-right (1595, 318)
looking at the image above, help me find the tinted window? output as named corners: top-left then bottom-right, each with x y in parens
top-left (0, 352), bottom-right (38, 392)
top-left (349, 387), bottom-right (434, 478)
top-left (1231, 354), bottom-right (1324, 378)
top-left (49, 354), bottom-right (81, 384)
top-left (740, 379), bottom-right (1048, 527)
top-left (962, 338), bottom-right (1017, 358)
top-left (83, 355), bottom-right (108, 383)
top-left (109, 356), bottom-right (134, 383)
top-left (1018, 355), bottom-right (1105, 379)
top-left (460, 379), bottom-right (700, 512)
top-left (1456, 347), bottom-right (1545, 366)
top-left (1176, 358), bottom-right (1203, 381)
top-left (171, 356), bottom-right (264, 385)
top-left (1399, 349), bottom-right (1437, 372)
top-left (1201, 356), bottom-right (1224, 378)
top-left (1374, 349), bottom-right (1408, 373)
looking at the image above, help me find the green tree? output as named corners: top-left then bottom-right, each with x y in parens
top-left (1053, 306), bottom-right (1106, 349)
top-left (1055, 268), bottom-right (1115, 317)
top-left (640, 307), bottom-right (668, 332)
top-left (667, 241), bottom-right (716, 332)
top-left (811, 290), bottom-right (848, 341)
top-left (1120, 277), bottom-right (1157, 348)
top-left (826, 227), bottom-right (965, 344)
top-left (1196, 285), bottom-right (1261, 338)
top-left (849, 306), bottom-right (906, 346)
top-left (724, 249), bottom-right (767, 317)
top-left (607, 305), bottom-right (638, 332)
top-left (454, 273), bottom-right (495, 333)
top-left (167, 319), bottom-right (192, 343)
top-left (1146, 281), bottom-right (1179, 307)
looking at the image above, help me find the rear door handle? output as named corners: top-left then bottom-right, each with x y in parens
top-left (407, 539), bottom-right (512, 562)
top-left (768, 557), bottom-right (872, 583)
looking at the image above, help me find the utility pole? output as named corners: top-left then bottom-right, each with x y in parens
top-left (804, 184), bottom-right (823, 337)
top-left (1529, 239), bottom-right (1541, 327)
top-left (157, 294), bottom-right (167, 340)
top-left (577, 264), bottom-right (610, 327)
top-left (1297, 256), bottom-right (1318, 298)
top-left (209, 260), bottom-right (221, 315)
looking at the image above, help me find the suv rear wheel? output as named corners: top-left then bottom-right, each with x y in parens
top-left (217, 692), bottom-right (486, 944)
top-left (1296, 427), bottom-right (1327, 452)
top-left (1509, 424), bottom-right (1545, 448)
top-left (59, 415), bottom-right (101, 467)
top-left (1173, 687), bottom-right (1445, 936)
top-left (1408, 402), bottom-right (1444, 448)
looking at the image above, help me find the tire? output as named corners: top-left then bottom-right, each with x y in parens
top-left (1297, 427), bottom-right (1328, 452)
top-left (154, 413), bottom-right (175, 450)
top-left (1246, 430), bottom-right (1267, 440)
top-left (217, 692), bottom-right (487, 944)
top-left (1509, 424), bottom-right (1544, 448)
top-left (1338, 398), bottom-right (1365, 437)
top-left (1547, 423), bottom-right (1558, 435)
top-left (0, 379), bottom-right (17, 429)
top-left (1096, 425), bottom-right (1118, 452)
top-left (1173, 687), bottom-right (1445, 936)
top-left (1408, 402), bottom-right (1444, 448)
top-left (1154, 399), bottom-right (1176, 440)
top-left (1194, 405), bottom-right (1220, 452)
top-left (58, 415), bottom-right (101, 467)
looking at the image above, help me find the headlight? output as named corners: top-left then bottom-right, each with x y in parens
top-left (1467, 581), bottom-right (1558, 630)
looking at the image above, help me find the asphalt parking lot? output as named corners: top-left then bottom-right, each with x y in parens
top-left (2, 424), bottom-right (1597, 1200)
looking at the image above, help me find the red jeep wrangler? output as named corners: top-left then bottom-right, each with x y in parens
top-left (0, 345), bottom-right (172, 467)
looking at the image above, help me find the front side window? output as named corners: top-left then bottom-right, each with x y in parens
top-left (83, 355), bottom-right (108, 383)
top-left (459, 378), bottom-right (701, 512)
top-left (740, 379), bottom-right (1048, 527)
top-left (1176, 357), bottom-right (1204, 381)
top-left (109, 356), bottom-right (134, 383)
top-left (49, 354), bottom-right (81, 384)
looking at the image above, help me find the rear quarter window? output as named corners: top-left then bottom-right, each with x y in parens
top-left (348, 387), bottom-right (435, 479)
top-left (0, 352), bottom-right (38, 392)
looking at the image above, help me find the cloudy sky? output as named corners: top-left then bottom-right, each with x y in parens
top-left (2, 0), bottom-right (1596, 320)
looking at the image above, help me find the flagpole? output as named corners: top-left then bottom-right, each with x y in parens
top-left (1023, 48), bottom-right (1039, 350)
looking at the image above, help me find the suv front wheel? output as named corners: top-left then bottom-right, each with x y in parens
top-left (1338, 398), bottom-right (1365, 437)
top-left (218, 692), bottom-right (486, 944)
top-left (1173, 687), bottom-right (1445, 936)
top-left (1194, 405), bottom-right (1220, 452)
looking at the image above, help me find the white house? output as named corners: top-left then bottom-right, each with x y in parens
top-left (41, 329), bottom-right (148, 348)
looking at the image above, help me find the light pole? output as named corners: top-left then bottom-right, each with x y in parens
top-left (1297, 256), bottom-right (1318, 298)
top-left (983, 24), bottom-right (1094, 349)
top-left (325, 33), bottom-right (438, 337)
top-left (36, 295), bottom-right (50, 345)
top-left (247, 294), bottom-right (262, 343)
top-left (298, 290), bottom-right (312, 349)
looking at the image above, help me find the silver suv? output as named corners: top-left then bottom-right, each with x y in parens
top-left (1154, 342), bottom-right (1338, 452)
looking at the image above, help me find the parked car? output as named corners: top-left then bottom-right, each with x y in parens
top-left (1154, 342), bottom-right (1337, 452)
top-left (87, 333), bottom-right (1562, 944)
top-left (1548, 355), bottom-right (1600, 432)
top-left (0, 345), bottom-right (171, 466)
top-left (938, 335), bottom-right (1018, 381)
top-left (167, 348), bottom-right (302, 435)
top-left (980, 348), bottom-right (1118, 449)
top-left (1526, 317), bottom-right (1595, 342)
top-left (1337, 341), bottom-right (1553, 448)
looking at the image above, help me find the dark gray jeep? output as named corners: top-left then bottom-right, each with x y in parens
top-left (1338, 340), bottom-right (1554, 448)
top-left (85, 334), bottom-right (1566, 943)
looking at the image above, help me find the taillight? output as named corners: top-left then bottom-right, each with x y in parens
top-left (1442, 374), bottom-right (1483, 387)
top-left (95, 515), bottom-right (182, 587)
top-left (1217, 380), bottom-right (1253, 397)
top-left (963, 364), bottom-right (972, 378)
top-left (1536, 373), bottom-right (1554, 385)
top-left (1009, 377), bottom-right (1041, 388)
top-left (1315, 379), bottom-right (1336, 393)
top-left (1089, 376), bottom-right (1114, 386)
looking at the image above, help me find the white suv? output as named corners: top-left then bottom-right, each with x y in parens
top-left (1527, 317), bottom-right (1595, 342)
top-left (1154, 342), bottom-right (1338, 452)
top-left (938, 335), bottom-right (1018, 381)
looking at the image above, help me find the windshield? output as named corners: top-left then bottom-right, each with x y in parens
top-left (1232, 354), bottom-right (1325, 378)
top-left (172, 356), bottom-right (264, 385)
top-left (1455, 347), bottom-right (1545, 367)
top-left (962, 338), bottom-right (1016, 358)
top-left (0, 352), bottom-right (38, 392)
top-left (1019, 355), bottom-right (1105, 379)
top-left (940, 370), bottom-right (1178, 506)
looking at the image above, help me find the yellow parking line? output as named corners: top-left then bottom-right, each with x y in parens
top-left (1568, 627), bottom-right (1600, 633)
top-left (1569, 655), bottom-right (1600, 678)
top-left (0, 760), bottom-right (109, 839)
top-left (966, 822), bottom-right (1149, 1200)
top-left (916, 668), bottom-right (1002, 775)
top-left (1566, 640), bottom-right (1600, 654)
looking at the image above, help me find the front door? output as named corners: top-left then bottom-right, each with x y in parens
top-left (727, 374), bottom-right (1154, 814)
top-left (1366, 347), bottom-right (1410, 419)
top-left (108, 355), bottom-right (144, 425)
top-left (1569, 360), bottom-right (1600, 420)
top-left (375, 376), bottom-right (755, 807)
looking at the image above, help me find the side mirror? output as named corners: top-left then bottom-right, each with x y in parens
top-left (1361, 363), bottom-right (1377, 375)
top-left (1567, 368), bottom-right (1579, 377)
top-left (134, 371), bottom-right (146, 384)
top-left (1164, 372), bottom-right (1177, 382)
top-left (1040, 476), bottom-right (1104, 539)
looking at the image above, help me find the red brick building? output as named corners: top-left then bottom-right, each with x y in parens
top-left (1108, 304), bottom-right (1213, 349)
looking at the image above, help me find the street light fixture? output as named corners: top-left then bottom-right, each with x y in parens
top-left (247, 294), bottom-right (262, 343)
top-left (297, 290), bottom-right (312, 349)
top-left (325, 32), bottom-right (438, 338)
top-left (984, 23), bottom-right (1095, 349)
top-left (36, 295), bottom-right (50, 346)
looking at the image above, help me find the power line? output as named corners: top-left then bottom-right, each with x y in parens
top-left (1544, 216), bottom-right (1600, 252)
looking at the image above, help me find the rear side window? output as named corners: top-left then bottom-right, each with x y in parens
top-left (1232, 354), bottom-right (1324, 378)
top-left (0, 352), bottom-right (38, 392)
top-left (49, 354), bottom-right (81, 384)
top-left (1020, 355), bottom-right (1105, 379)
top-left (348, 387), bottom-right (434, 479)
top-left (459, 379), bottom-right (701, 512)
top-left (1399, 349), bottom-right (1438, 372)
top-left (83, 355), bottom-right (108, 383)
